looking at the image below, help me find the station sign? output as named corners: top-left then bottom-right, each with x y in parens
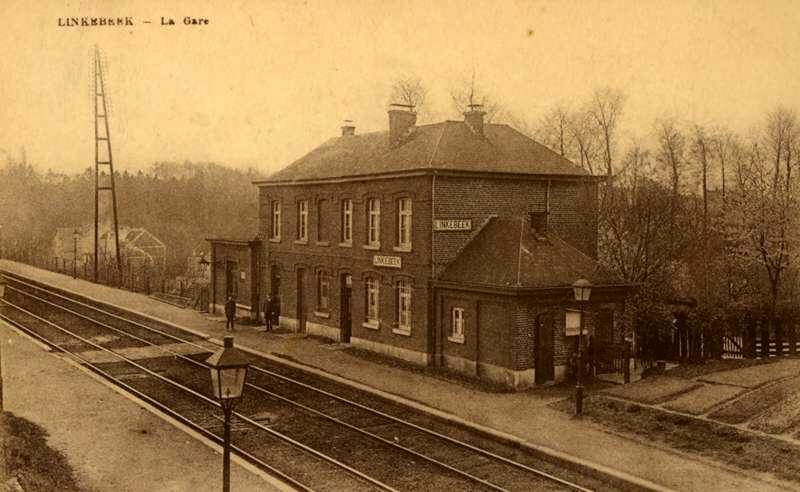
top-left (373, 255), bottom-right (402, 269)
top-left (434, 219), bottom-right (472, 231)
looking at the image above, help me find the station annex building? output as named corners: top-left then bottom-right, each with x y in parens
top-left (209, 105), bottom-right (633, 389)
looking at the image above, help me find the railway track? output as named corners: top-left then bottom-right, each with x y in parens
top-left (0, 271), bottom-right (617, 491)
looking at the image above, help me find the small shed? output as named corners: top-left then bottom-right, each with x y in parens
top-left (207, 237), bottom-right (262, 320)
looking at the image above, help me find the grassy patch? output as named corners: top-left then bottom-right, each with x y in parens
top-left (0, 411), bottom-right (84, 491)
top-left (601, 376), bottom-right (700, 404)
top-left (708, 376), bottom-right (800, 424)
top-left (552, 396), bottom-right (800, 482)
top-left (665, 359), bottom-right (776, 379)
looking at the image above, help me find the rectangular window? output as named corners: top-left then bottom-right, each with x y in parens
top-left (341, 199), bottom-right (353, 244)
top-left (271, 201), bottom-right (281, 240)
top-left (317, 199), bottom-right (327, 242)
top-left (317, 271), bottom-right (330, 311)
top-left (367, 198), bottom-right (381, 247)
top-left (396, 280), bottom-right (412, 332)
top-left (450, 307), bottom-right (465, 341)
top-left (397, 198), bottom-right (412, 249)
top-left (297, 200), bottom-right (308, 241)
top-left (365, 277), bottom-right (379, 325)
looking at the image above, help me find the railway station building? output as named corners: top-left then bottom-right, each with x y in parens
top-left (221, 105), bottom-right (633, 389)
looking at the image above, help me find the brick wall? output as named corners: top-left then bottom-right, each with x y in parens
top-left (432, 176), bottom-right (598, 273)
top-left (257, 176), bottom-right (434, 354)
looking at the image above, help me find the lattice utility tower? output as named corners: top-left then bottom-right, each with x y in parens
top-left (93, 46), bottom-right (122, 282)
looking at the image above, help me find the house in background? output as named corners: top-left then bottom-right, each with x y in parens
top-left (52, 226), bottom-right (167, 271)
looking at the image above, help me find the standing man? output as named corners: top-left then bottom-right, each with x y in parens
top-left (262, 295), bottom-right (274, 332)
top-left (224, 296), bottom-right (236, 331)
top-left (270, 294), bottom-right (281, 332)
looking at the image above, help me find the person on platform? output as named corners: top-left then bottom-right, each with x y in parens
top-left (262, 295), bottom-right (274, 332)
top-left (270, 294), bottom-right (281, 331)
top-left (224, 296), bottom-right (236, 331)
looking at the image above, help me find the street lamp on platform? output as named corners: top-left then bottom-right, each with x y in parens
top-left (573, 277), bottom-right (592, 416)
top-left (206, 336), bottom-right (249, 492)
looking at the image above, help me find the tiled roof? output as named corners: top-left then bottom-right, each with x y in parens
top-left (438, 217), bottom-right (627, 290)
top-left (259, 120), bottom-right (589, 183)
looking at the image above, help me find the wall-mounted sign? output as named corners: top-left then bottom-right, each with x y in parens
top-left (434, 219), bottom-right (472, 231)
top-left (240, 271), bottom-right (246, 281)
top-left (373, 255), bottom-right (402, 268)
top-left (565, 310), bottom-right (587, 336)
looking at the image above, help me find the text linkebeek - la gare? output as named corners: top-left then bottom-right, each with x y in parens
top-left (57, 16), bottom-right (210, 27)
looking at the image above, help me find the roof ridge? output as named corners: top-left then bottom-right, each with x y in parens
top-left (426, 122), bottom-right (448, 168)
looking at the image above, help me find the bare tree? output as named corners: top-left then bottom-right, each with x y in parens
top-left (764, 107), bottom-right (799, 192)
top-left (654, 117), bottom-right (687, 208)
top-left (723, 137), bottom-right (799, 322)
top-left (537, 104), bottom-right (571, 157)
top-left (449, 72), bottom-right (504, 122)
top-left (588, 87), bottom-right (625, 177)
top-left (389, 76), bottom-right (428, 112)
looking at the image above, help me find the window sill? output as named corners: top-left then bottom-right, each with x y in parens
top-left (362, 321), bottom-right (380, 330)
top-left (392, 327), bottom-right (411, 336)
top-left (362, 243), bottom-right (381, 251)
top-left (338, 242), bottom-right (353, 248)
top-left (447, 335), bottom-right (465, 344)
top-left (294, 239), bottom-right (308, 245)
top-left (269, 237), bottom-right (281, 243)
top-left (393, 245), bottom-right (412, 253)
top-left (315, 241), bottom-right (330, 247)
top-left (314, 310), bottom-right (330, 319)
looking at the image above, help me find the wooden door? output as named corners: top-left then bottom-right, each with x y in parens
top-left (535, 312), bottom-right (555, 384)
top-left (296, 268), bottom-right (306, 332)
top-left (340, 274), bottom-right (352, 343)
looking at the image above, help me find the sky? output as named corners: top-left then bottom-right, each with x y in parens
top-left (1, 0), bottom-right (799, 177)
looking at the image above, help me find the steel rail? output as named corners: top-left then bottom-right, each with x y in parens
top-left (0, 297), bottom-right (395, 492)
top-left (3, 273), bottom-right (594, 492)
top-left (6, 285), bottom-right (507, 491)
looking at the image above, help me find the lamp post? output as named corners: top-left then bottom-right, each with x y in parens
top-left (573, 278), bottom-right (592, 416)
top-left (72, 229), bottom-right (80, 279)
top-left (206, 336), bottom-right (249, 492)
top-left (0, 275), bottom-right (6, 410)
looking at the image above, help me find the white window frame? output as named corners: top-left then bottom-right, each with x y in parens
top-left (449, 307), bottom-right (465, 343)
top-left (367, 198), bottom-right (381, 247)
top-left (364, 276), bottom-right (380, 328)
top-left (396, 198), bottom-right (412, 250)
top-left (341, 199), bottom-right (353, 244)
top-left (394, 280), bottom-right (412, 334)
top-left (271, 200), bottom-right (281, 240)
top-left (297, 200), bottom-right (308, 242)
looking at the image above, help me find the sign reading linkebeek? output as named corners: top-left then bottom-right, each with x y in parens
top-left (373, 255), bottom-right (402, 268)
top-left (434, 219), bottom-right (472, 231)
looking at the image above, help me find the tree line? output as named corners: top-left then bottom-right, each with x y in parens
top-left (0, 159), bottom-right (258, 275)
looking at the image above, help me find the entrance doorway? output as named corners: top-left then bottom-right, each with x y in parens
top-left (270, 265), bottom-right (281, 296)
top-left (535, 312), bottom-right (555, 384)
top-left (340, 273), bottom-right (352, 343)
top-left (296, 268), bottom-right (306, 332)
top-left (225, 260), bottom-right (238, 300)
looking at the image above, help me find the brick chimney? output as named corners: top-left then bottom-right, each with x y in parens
top-left (388, 104), bottom-right (416, 146)
top-left (464, 104), bottom-right (486, 136)
top-left (341, 120), bottom-right (355, 136)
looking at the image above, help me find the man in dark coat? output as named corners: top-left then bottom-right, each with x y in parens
top-left (270, 294), bottom-right (281, 330)
top-left (224, 296), bottom-right (236, 331)
top-left (262, 295), bottom-right (274, 332)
